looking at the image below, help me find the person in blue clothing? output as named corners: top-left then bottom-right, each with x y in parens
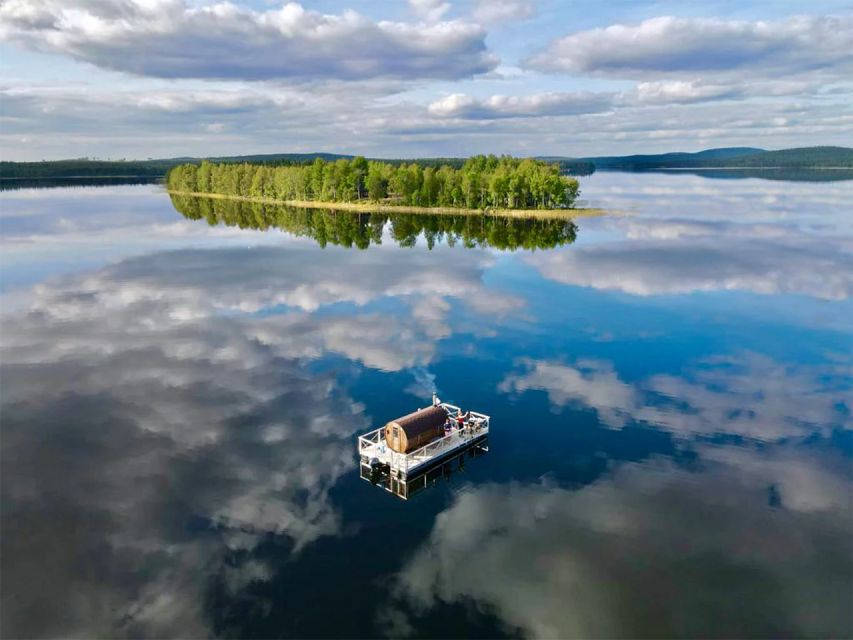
top-left (444, 417), bottom-right (454, 434)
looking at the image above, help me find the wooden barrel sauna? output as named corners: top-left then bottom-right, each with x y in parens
top-left (385, 404), bottom-right (447, 454)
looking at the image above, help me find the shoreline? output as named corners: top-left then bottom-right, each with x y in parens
top-left (167, 190), bottom-right (606, 220)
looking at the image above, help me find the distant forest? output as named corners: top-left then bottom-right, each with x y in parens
top-left (585, 146), bottom-right (853, 170)
top-left (3, 146), bottom-right (850, 181)
top-left (167, 155), bottom-right (581, 210)
top-left (0, 159), bottom-right (175, 178)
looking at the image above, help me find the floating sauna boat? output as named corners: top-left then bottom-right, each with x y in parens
top-left (357, 394), bottom-right (490, 485)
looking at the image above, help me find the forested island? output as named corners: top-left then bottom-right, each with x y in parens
top-left (166, 155), bottom-right (581, 213)
top-left (170, 193), bottom-right (577, 251)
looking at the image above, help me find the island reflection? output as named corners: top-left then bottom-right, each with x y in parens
top-left (169, 194), bottom-right (578, 251)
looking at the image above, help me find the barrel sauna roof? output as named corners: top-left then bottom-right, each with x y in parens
top-left (387, 405), bottom-right (447, 438)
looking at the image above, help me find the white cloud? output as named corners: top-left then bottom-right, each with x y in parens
top-left (527, 15), bottom-right (853, 79)
top-left (387, 448), bottom-right (853, 638)
top-left (633, 79), bottom-right (742, 104)
top-left (1, 6), bottom-right (850, 157)
top-left (500, 358), bottom-right (639, 427)
top-left (425, 77), bottom-right (847, 120)
top-left (0, 256), bottom-right (372, 637)
top-left (428, 90), bottom-right (615, 118)
top-left (410, 296), bottom-right (451, 339)
top-left (0, 81), bottom-right (400, 159)
top-left (499, 354), bottom-right (851, 441)
top-left (2, 75), bottom-right (850, 159)
top-left (409, 0), bottom-right (450, 22)
top-left (82, 244), bottom-right (506, 314)
top-left (0, 0), bottom-right (497, 81)
top-left (1, 243), bottom-right (522, 371)
top-left (248, 313), bottom-right (438, 372)
top-left (472, 0), bottom-right (534, 24)
top-left (0, 236), bottom-right (521, 636)
top-left (1, 85), bottom-right (296, 112)
top-left (526, 220), bottom-right (853, 300)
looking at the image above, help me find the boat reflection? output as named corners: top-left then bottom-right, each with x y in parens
top-left (360, 437), bottom-right (489, 500)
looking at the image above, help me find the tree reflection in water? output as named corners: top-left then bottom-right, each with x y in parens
top-left (169, 194), bottom-right (578, 251)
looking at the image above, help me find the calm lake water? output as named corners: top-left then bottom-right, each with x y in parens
top-left (1, 172), bottom-right (851, 638)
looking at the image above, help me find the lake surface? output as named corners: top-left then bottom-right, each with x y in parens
top-left (1, 173), bottom-right (851, 638)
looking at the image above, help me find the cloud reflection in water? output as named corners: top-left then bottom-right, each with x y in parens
top-left (528, 219), bottom-right (853, 300)
top-left (0, 241), bottom-right (515, 636)
top-left (2, 176), bottom-right (851, 639)
top-left (500, 353), bottom-right (850, 440)
top-left (388, 447), bottom-right (852, 638)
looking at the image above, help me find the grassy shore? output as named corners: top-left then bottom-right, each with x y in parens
top-left (167, 190), bottom-right (606, 220)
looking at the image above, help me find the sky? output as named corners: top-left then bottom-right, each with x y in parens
top-left (0, 0), bottom-right (851, 160)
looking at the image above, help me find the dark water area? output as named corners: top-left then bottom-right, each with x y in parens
top-left (1, 173), bottom-right (851, 638)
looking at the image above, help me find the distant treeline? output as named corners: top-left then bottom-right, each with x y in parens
top-left (586, 146), bottom-right (853, 170)
top-left (167, 155), bottom-right (580, 210)
top-left (0, 154), bottom-right (347, 180)
top-left (0, 159), bottom-right (175, 178)
top-left (704, 147), bottom-right (853, 168)
top-left (170, 193), bottom-right (577, 251)
top-left (5, 147), bottom-right (848, 181)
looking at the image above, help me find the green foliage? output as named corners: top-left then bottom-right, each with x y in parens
top-left (169, 194), bottom-right (578, 251)
top-left (166, 154), bottom-right (581, 210)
